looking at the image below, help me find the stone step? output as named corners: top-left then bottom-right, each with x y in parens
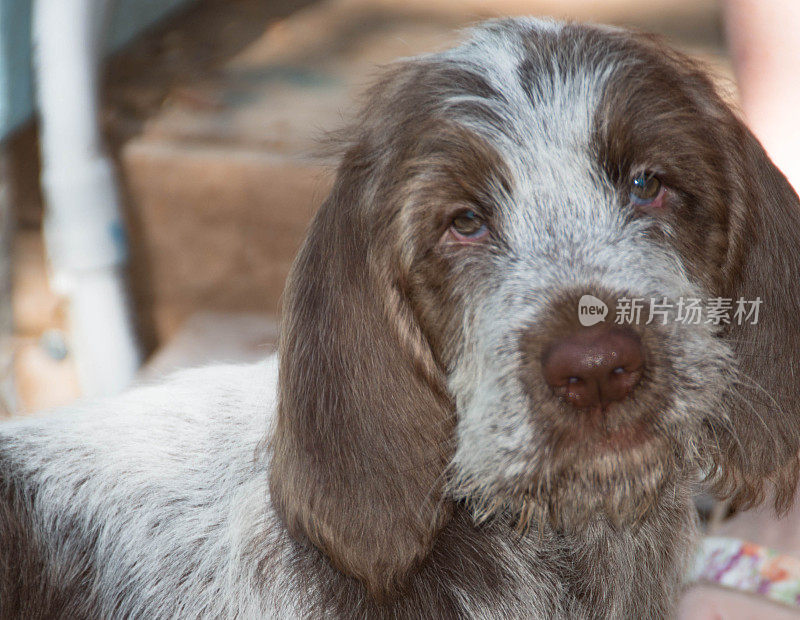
top-left (122, 140), bottom-right (329, 340)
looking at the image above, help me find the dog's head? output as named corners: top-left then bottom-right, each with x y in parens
top-left (269, 18), bottom-right (800, 601)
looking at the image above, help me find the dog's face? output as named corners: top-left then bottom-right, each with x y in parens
top-left (271, 18), bottom-right (800, 600)
top-left (398, 22), bottom-right (737, 531)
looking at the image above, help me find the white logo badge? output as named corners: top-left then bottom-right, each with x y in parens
top-left (578, 295), bottom-right (608, 326)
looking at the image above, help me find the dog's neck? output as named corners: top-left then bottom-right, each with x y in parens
top-left (272, 486), bottom-right (698, 618)
top-left (553, 485), bottom-right (699, 618)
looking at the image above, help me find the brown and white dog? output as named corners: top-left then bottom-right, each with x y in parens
top-left (3, 18), bottom-right (800, 618)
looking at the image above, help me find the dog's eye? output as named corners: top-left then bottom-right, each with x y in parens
top-left (450, 210), bottom-right (488, 240)
top-left (629, 173), bottom-right (664, 206)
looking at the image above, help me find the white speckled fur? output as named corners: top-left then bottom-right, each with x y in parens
top-left (0, 360), bottom-right (302, 617)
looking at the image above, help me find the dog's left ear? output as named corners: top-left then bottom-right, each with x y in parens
top-left (709, 109), bottom-right (800, 514)
top-left (621, 33), bottom-right (800, 513)
top-left (619, 32), bottom-right (800, 513)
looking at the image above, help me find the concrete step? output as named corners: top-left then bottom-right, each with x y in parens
top-left (122, 140), bottom-right (328, 340)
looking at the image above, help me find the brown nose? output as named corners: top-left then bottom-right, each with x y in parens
top-left (542, 327), bottom-right (645, 409)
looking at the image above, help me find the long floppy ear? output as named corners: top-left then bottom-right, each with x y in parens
top-left (709, 113), bottom-right (800, 514)
top-left (617, 32), bottom-right (800, 514)
top-left (268, 153), bottom-right (455, 601)
top-left (605, 31), bottom-right (800, 514)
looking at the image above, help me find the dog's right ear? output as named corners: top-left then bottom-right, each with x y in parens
top-left (268, 147), bottom-right (454, 601)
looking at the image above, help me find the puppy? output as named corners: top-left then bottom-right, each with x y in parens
top-left (3, 18), bottom-right (800, 618)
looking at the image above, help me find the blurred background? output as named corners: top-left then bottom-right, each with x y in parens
top-left (0, 0), bottom-right (777, 413)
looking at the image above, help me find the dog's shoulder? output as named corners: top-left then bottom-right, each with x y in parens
top-left (0, 356), bottom-right (282, 618)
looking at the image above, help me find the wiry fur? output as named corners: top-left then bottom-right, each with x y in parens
top-left (3, 18), bottom-right (800, 619)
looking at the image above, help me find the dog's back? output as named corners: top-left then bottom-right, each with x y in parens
top-left (0, 357), bottom-right (566, 619)
top-left (0, 359), bottom-right (283, 618)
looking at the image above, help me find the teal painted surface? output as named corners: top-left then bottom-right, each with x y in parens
top-left (106, 0), bottom-right (196, 51)
top-left (0, 0), bottom-right (197, 141)
top-left (0, 0), bottom-right (34, 139)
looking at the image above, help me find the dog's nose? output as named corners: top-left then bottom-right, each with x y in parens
top-left (542, 326), bottom-right (644, 409)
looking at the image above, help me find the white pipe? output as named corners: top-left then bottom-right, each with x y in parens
top-left (33, 0), bottom-right (140, 397)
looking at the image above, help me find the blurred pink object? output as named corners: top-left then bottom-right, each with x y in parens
top-left (725, 0), bottom-right (800, 190)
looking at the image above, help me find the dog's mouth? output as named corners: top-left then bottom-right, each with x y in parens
top-left (551, 406), bottom-right (655, 453)
top-left (468, 417), bottom-right (690, 534)
top-left (512, 440), bottom-right (680, 532)
top-left (591, 420), bottom-right (653, 453)
top-left (451, 411), bottom-right (702, 537)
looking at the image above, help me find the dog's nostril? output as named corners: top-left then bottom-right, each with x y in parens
top-left (542, 326), bottom-right (645, 410)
